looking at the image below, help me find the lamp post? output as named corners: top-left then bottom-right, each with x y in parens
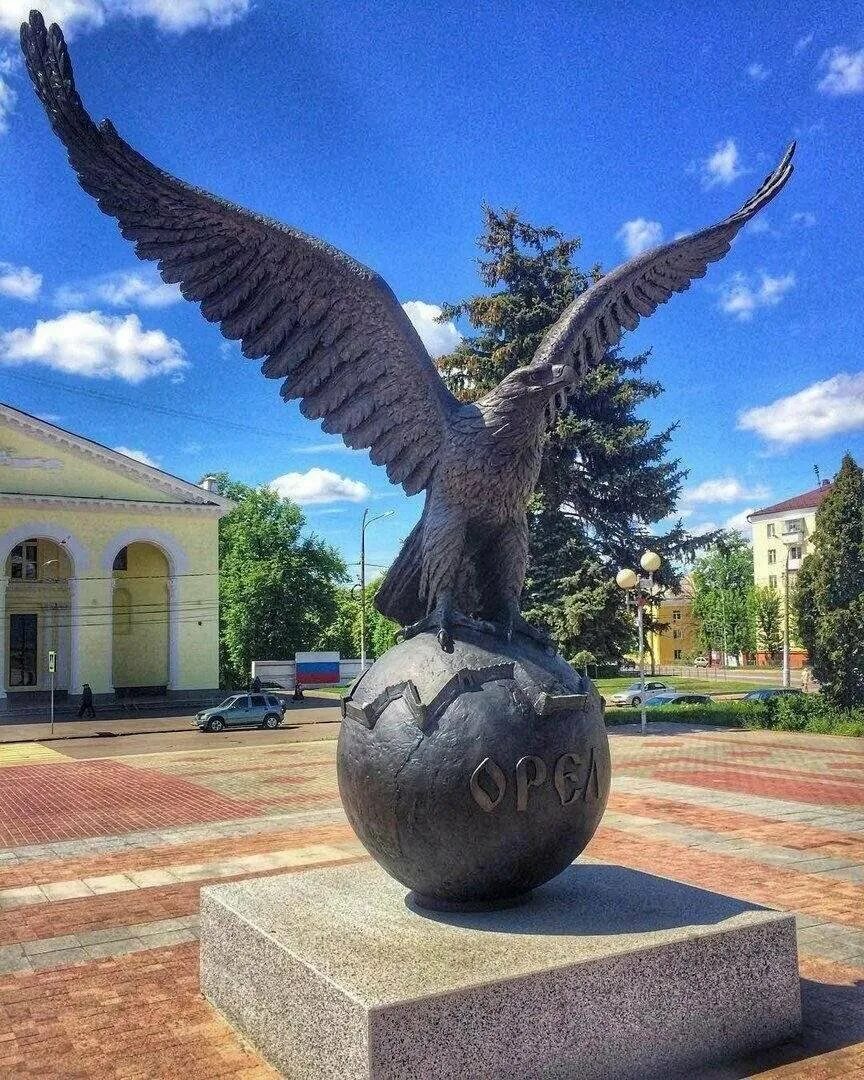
top-left (781, 543), bottom-right (793, 689)
top-left (616, 550), bottom-right (663, 736)
top-left (359, 508), bottom-right (395, 672)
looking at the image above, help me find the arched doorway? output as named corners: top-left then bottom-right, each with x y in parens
top-left (3, 537), bottom-right (73, 693)
top-left (111, 541), bottom-right (170, 692)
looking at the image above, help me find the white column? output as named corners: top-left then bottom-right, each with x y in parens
top-left (68, 577), bottom-right (81, 695)
top-left (167, 576), bottom-right (180, 690)
top-left (0, 575), bottom-right (7, 699)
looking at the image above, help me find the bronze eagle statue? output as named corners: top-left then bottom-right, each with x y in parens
top-left (21, 10), bottom-right (794, 649)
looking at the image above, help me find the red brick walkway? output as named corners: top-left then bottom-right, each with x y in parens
top-left (0, 729), bottom-right (860, 1077)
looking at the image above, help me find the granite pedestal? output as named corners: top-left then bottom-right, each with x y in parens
top-left (200, 861), bottom-right (800, 1080)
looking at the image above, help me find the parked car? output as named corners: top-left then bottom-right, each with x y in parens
top-left (692, 656), bottom-right (710, 668)
top-left (742, 688), bottom-right (803, 702)
top-left (608, 681), bottom-right (670, 707)
top-left (645, 692), bottom-right (712, 708)
top-left (195, 693), bottom-right (285, 733)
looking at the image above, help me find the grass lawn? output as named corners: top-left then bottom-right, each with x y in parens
top-left (594, 675), bottom-right (774, 696)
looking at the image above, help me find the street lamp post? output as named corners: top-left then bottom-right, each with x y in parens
top-left (359, 508), bottom-right (395, 672)
top-left (616, 550), bottom-right (663, 736)
top-left (781, 544), bottom-right (793, 689)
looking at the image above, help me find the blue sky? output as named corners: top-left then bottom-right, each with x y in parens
top-left (0, 0), bottom-right (862, 578)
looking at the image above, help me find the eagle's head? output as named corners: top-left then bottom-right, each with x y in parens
top-left (480, 362), bottom-right (577, 435)
top-left (504, 362), bottom-right (577, 398)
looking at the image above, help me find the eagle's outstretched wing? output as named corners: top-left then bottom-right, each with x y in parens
top-left (21, 11), bottom-right (457, 495)
top-left (533, 143), bottom-right (795, 376)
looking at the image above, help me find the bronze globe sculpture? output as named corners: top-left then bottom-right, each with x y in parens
top-left (21, 9), bottom-right (793, 908)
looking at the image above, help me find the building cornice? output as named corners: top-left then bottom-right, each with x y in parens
top-left (0, 403), bottom-right (232, 512)
top-left (0, 492), bottom-right (224, 516)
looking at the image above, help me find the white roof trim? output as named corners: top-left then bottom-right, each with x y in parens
top-left (0, 492), bottom-right (226, 516)
top-left (0, 403), bottom-right (232, 510)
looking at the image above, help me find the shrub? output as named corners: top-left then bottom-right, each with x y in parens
top-left (603, 694), bottom-right (864, 736)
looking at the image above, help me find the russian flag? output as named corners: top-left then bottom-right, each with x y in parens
top-left (295, 652), bottom-right (340, 685)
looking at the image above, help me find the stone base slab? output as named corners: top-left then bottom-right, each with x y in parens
top-left (200, 861), bottom-right (801, 1080)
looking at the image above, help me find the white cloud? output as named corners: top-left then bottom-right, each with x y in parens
top-left (0, 261), bottom-right (41, 300)
top-left (817, 46), bottom-right (864, 96)
top-left (0, 310), bottom-right (188, 383)
top-left (724, 508), bottom-right (756, 537)
top-left (55, 270), bottom-right (180, 310)
top-left (746, 62), bottom-right (770, 82)
top-left (295, 440), bottom-right (356, 455)
top-left (746, 216), bottom-right (771, 236)
top-left (791, 211), bottom-right (816, 227)
top-left (0, 1), bottom-right (105, 35)
top-left (269, 467), bottom-right (370, 505)
top-left (691, 521), bottom-right (720, 537)
top-left (0, 51), bottom-right (15, 134)
top-left (718, 271), bottom-right (795, 321)
top-left (113, 445), bottom-right (159, 467)
top-left (616, 218), bottom-right (663, 258)
top-left (701, 138), bottom-right (745, 188)
top-left (793, 32), bottom-right (814, 56)
top-left (738, 372), bottom-right (864, 446)
top-left (402, 300), bottom-right (461, 359)
top-left (0, 0), bottom-right (250, 36)
top-left (681, 477), bottom-right (770, 505)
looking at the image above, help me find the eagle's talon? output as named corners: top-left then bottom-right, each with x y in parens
top-left (437, 628), bottom-right (454, 651)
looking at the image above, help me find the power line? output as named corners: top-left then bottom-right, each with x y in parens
top-left (0, 370), bottom-right (338, 448)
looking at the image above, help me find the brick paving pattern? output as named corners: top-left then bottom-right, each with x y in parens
top-left (0, 726), bottom-right (861, 1077)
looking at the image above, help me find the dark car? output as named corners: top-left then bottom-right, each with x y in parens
top-left (644, 692), bottom-right (712, 708)
top-left (742, 688), bottom-right (804, 702)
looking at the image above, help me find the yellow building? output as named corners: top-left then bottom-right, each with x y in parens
top-left (0, 403), bottom-right (231, 705)
top-left (747, 481), bottom-right (832, 668)
top-left (646, 586), bottom-right (698, 666)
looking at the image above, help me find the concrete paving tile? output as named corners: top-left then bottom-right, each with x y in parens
top-left (27, 947), bottom-right (89, 971)
top-left (41, 880), bottom-right (94, 901)
top-left (82, 874), bottom-right (139, 895)
top-left (83, 939), bottom-right (144, 960)
top-left (23, 935), bottom-right (82, 956)
top-left (126, 869), bottom-right (177, 888)
top-left (0, 885), bottom-right (46, 908)
top-left (75, 927), bottom-right (139, 947)
top-left (134, 930), bottom-right (195, 950)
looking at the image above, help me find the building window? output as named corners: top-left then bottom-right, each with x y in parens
top-left (672, 629), bottom-right (682, 640)
top-left (672, 609), bottom-right (681, 622)
top-left (112, 547), bottom-right (128, 572)
top-left (784, 518), bottom-right (803, 536)
top-left (9, 540), bottom-right (38, 580)
top-left (789, 545), bottom-right (802, 560)
top-left (769, 575), bottom-right (778, 588)
top-left (767, 523), bottom-right (776, 538)
top-left (767, 549), bottom-right (777, 565)
top-left (8, 613), bottom-right (37, 687)
top-left (674, 649), bottom-right (682, 660)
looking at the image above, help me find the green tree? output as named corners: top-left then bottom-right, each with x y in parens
top-left (315, 586), bottom-right (357, 657)
top-left (794, 454), bottom-right (864, 706)
top-left (361, 577), bottom-right (400, 660)
top-left (213, 474), bottom-right (348, 687)
top-left (691, 534), bottom-right (756, 662)
top-left (436, 208), bottom-right (703, 659)
top-left (753, 585), bottom-right (783, 665)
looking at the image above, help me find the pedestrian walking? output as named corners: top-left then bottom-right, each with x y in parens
top-left (77, 683), bottom-right (95, 719)
top-left (250, 675), bottom-right (261, 693)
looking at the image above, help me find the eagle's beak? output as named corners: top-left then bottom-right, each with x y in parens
top-left (550, 364), bottom-right (577, 388)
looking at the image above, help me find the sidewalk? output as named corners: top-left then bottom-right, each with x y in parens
top-left (0, 696), bottom-right (342, 744)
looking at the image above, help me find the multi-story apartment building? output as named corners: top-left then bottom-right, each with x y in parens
top-left (646, 582), bottom-right (698, 666)
top-left (747, 480), bottom-right (832, 667)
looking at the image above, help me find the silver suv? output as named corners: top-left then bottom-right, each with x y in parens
top-left (195, 693), bottom-right (285, 733)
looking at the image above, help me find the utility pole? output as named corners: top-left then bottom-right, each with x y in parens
top-left (359, 508), bottom-right (395, 672)
top-left (782, 547), bottom-right (791, 689)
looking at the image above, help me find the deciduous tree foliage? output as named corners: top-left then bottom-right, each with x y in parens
top-left (213, 474), bottom-right (348, 687)
top-left (795, 455), bottom-right (864, 706)
top-left (753, 584), bottom-right (783, 665)
top-left (690, 534), bottom-right (756, 661)
top-left (436, 208), bottom-right (702, 659)
top-left (315, 578), bottom-right (400, 661)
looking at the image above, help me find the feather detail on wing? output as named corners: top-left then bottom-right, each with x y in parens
top-left (20, 11), bottom-right (456, 496)
top-left (533, 143), bottom-right (795, 378)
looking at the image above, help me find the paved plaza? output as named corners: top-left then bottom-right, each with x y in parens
top-left (0, 723), bottom-right (861, 1077)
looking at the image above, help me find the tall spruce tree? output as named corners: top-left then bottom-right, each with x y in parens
top-left (436, 208), bottom-right (701, 658)
top-left (794, 455), bottom-right (864, 706)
